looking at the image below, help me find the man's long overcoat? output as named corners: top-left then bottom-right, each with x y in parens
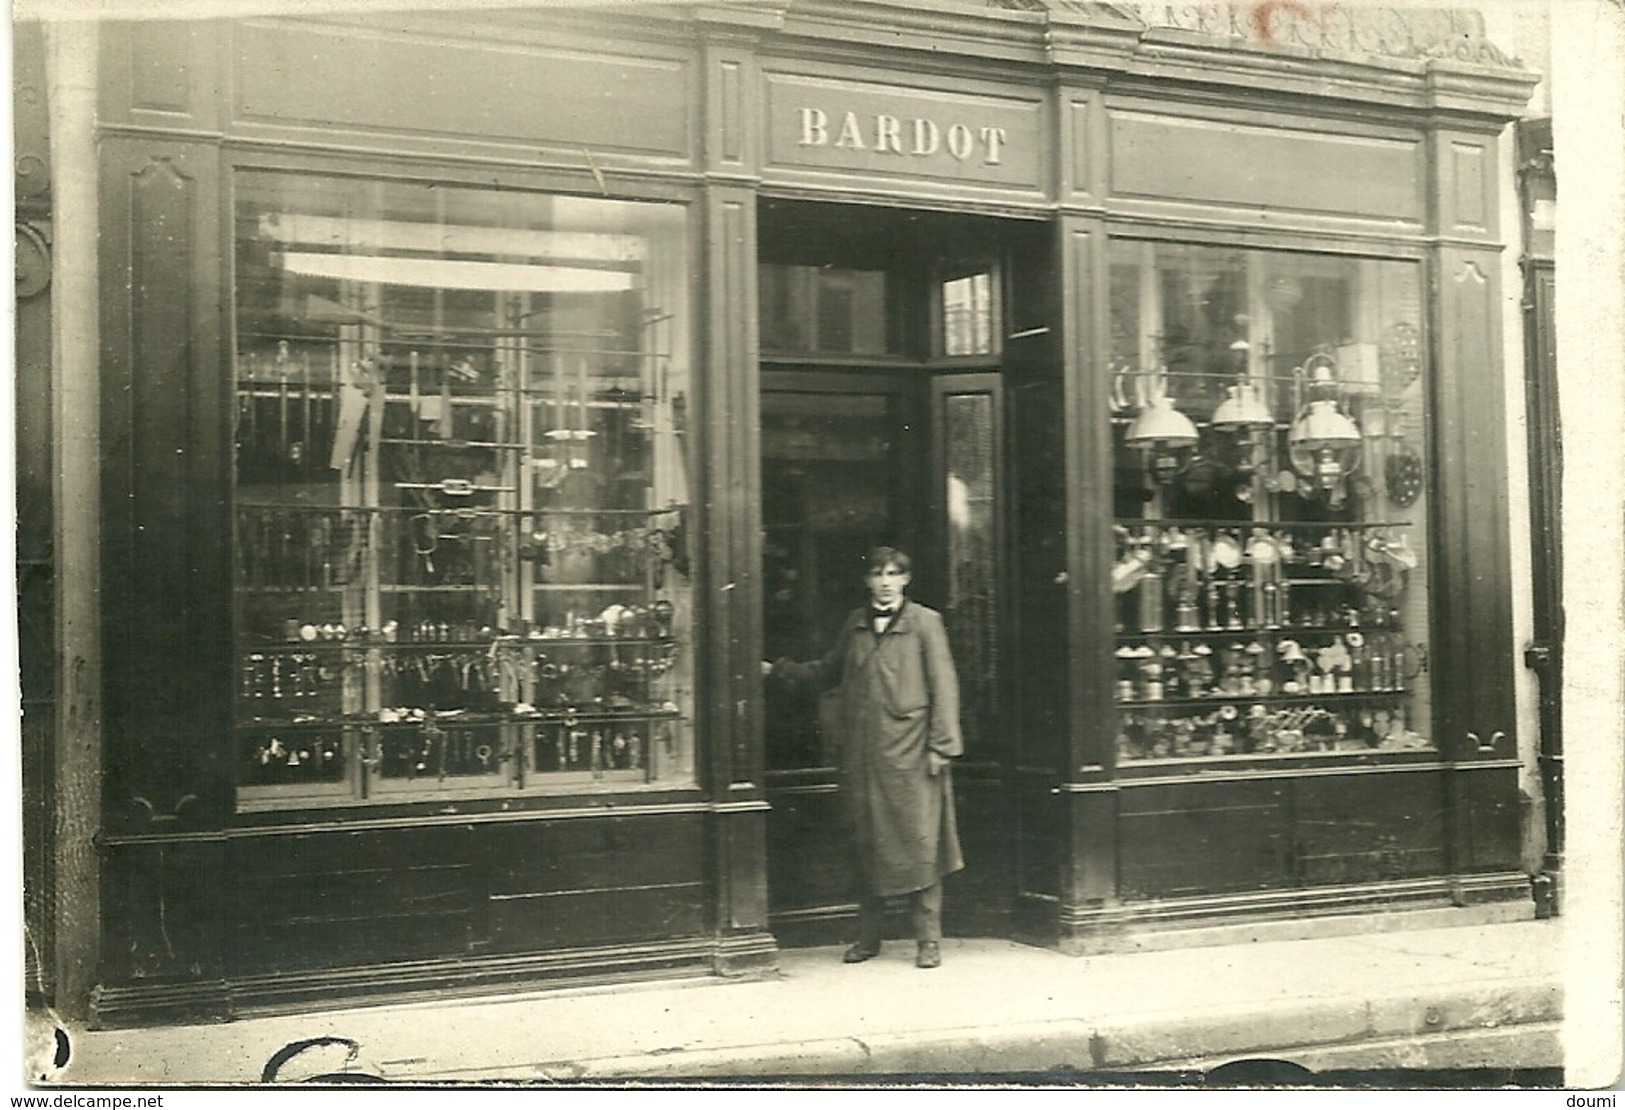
top-left (779, 601), bottom-right (964, 896)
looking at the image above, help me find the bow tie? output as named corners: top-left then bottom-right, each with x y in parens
top-left (871, 606), bottom-right (898, 620)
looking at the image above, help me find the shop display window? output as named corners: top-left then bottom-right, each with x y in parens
top-left (232, 172), bottom-right (695, 808)
top-left (1107, 242), bottom-right (1431, 764)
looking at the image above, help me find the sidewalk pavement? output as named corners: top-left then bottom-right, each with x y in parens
top-left (42, 915), bottom-right (1563, 1086)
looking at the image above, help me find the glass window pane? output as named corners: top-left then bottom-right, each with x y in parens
top-left (943, 271), bottom-right (994, 357)
top-left (761, 390), bottom-right (901, 771)
top-left (233, 172), bottom-right (694, 807)
top-left (944, 391), bottom-right (998, 753)
top-left (1107, 241), bottom-right (1430, 764)
top-left (760, 263), bottom-right (893, 356)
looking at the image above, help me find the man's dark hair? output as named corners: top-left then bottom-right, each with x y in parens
top-left (864, 546), bottom-right (912, 575)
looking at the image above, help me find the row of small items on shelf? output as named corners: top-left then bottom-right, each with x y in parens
top-left (237, 641), bottom-right (681, 705)
top-left (1113, 632), bottom-right (1418, 704)
top-left (1117, 702), bottom-right (1432, 762)
top-left (235, 506), bottom-right (685, 592)
top-left (1113, 521), bottom-right (1417, 636)
top-left (263, 602), bottom-right (677, 646)
top-left (243, 709), bottom-right (678, 786)
top-left (243, 702), bottom-right (683, 727)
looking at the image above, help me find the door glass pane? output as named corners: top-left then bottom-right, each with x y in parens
top-left (944, 391), bottom-right (998, 755)
top-left (761, 390), bottom-right (901, 769)
top-left (1108, 241), bottom-right (1430, 764)
top-left (232, 172), bottom-right (694, 808)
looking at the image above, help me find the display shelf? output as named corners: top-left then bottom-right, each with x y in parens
top-left (1115, 691), bottom-right (1405, 710)
top-left (236, 706), bottom-right (684, 730)
top-left (1115, 518), bottom-right (1415, 532)
top-left (1114, 627), bottom-right (1366, 641)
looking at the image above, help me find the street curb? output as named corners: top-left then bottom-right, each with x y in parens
top-left (416, 976), bottom-right (1562, 1081)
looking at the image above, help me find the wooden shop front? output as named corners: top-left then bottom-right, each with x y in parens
top-left (42, 1), bottom-right (1538, 1023)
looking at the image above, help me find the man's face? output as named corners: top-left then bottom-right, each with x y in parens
top-left (866, 562), bottom-right (911, 610)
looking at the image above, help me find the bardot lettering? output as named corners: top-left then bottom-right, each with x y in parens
top-left (798, 108), bottom-right (1008, 166)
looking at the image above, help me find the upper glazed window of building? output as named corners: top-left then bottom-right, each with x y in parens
top-left (231, 172), bottom-right (696, 809)
top-left (941, 268), bottom-right (996, 358)
top-left (759, 263), bottom-right (898, 357)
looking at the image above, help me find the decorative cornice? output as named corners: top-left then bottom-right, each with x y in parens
top-left (994, 1), bottom-right (1519, 67)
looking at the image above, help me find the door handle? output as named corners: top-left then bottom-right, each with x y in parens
top-left (1467, 730), bottom-right (1505, 753)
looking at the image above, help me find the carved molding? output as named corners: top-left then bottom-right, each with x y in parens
top-left (15, 221), bottom-right (51, 299)
top-left (992, 1), bottom-right (1517, 66)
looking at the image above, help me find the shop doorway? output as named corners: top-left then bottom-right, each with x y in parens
top-left (757, 199), bottom-right (1045, 945)
top-left (761, 369), bottom-right (1007, 942)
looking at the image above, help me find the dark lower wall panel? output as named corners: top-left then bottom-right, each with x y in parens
top-left (765, 786), bottom-right (852, 920)
top-left (1112, 767), bottom-right (1483, 905)
top-left (227, 826), bottom-right (484, 975)
top-left (485, 812), bottom-right (705, 896)
top-left (1014, 782), bottom-right (1061, 902)
top-left (96, 810), bottom-right (723, 1022)
top-left (942, 767), bottom-right (1012, 936)
top-left (1292, 772), bottom-right (1447, 885)
top-left (102, 840), bottom-right (227, 983)
top-left (198, 811), bottom-right (710, 976)
top-left (490, 884), bottom-right (705, 951)
top-left (21, 700), bottom-right (54, 1000)
top-left (1118, 780), bottom-right (1291, 899)
top-left (1461, 766), bottom-right (1523, 873)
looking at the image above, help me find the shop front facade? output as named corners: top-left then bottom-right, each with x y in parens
top-left (17, 0), bottom-right (1545, 1025)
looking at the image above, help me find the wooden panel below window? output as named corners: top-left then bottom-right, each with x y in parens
top-left (1460, 766), bottom-right (1523, 873)
top-left (103, 841), bottom-right (227, 983)
top-left (486, 814), bottom-right (705, 897)
top-left (489, 885), bottom-right (706, 950)
top-left (1293, 772), bottom-right (1447, 885)
top-left (227, 828), bottom-right (483, 974)
top-left (1118, 780), bottom-right (1291, 899)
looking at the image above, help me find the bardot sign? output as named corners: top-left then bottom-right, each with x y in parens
top-left (797, 107), bottom-right (1010, 166)
top-left (764, 74), bottom-right (1043, 188)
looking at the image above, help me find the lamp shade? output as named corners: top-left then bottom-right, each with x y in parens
top-left (1211, 384), bottom-right (1274, 431)
top-left (1126, 399), bottom-right (1199, 449)
top-left (1288, 399), bottom-right (1361, 450)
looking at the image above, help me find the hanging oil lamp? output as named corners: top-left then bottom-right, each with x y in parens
top-left (1210, 328), bottom-right (1275, 496)
top-left (1287, 352), bottom-right (1362, 501)
top-left (1125, 365), bottom-right (1199, 485)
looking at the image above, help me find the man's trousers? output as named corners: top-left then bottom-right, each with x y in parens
top-left (855, 882), bottom-right (942, 945)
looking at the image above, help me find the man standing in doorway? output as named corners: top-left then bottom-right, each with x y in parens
top-left (765, 546), bottom-right (964, 969)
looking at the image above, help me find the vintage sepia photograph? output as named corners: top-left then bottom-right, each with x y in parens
top-left (9, 0), bottom-right (1622, 1095)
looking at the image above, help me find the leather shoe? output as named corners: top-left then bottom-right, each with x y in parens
top-left (842, 942), bottom-right (880, 964)
top-left (915, 941), bottom-right (941, 969)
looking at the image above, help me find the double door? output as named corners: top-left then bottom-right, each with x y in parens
top-left (761, 367), bottom-right (1009, 943)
